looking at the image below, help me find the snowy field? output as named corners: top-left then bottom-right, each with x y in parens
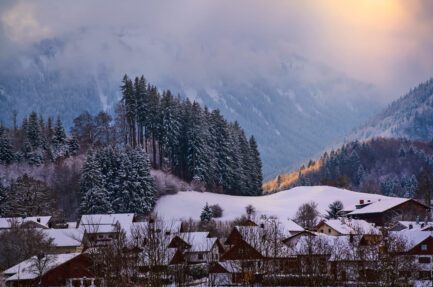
top-left (155, 186), bottom-right (393, 221)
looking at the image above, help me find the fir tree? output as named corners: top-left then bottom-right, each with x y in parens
top-left (0, 181), bottom-right (6, 216)
top-left (68, 137), bottom-right (80, 155)
top-left (200, 203), bottom-right (213, 222)
top-left (0, 133), bottom-right (14, 164)
top-left (27, 112), bottom-right (42, 148)
top-left (249, 136), bottom-right (263, 195)
top-left (79, 150), bottom-right (111, 214)
top-left (52, 117), bottom-right (66, 146)
top-left (80, 186), bottom-right (112, 214)
top-left (112, 146), bottom-right (155, 214)
top-left (160, 90), bottom-right (181, 168)
top-left (326, 200), bottom-right (344, 219)
top-left (121, 74), bottom-right (136, 147)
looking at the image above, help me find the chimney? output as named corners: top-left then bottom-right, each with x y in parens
top-left (359, 200), bottom-right (364, 205)
top-left (425, 216), bottom-right (428, 225)
top-left (416, 216), bottom-right (420, 225)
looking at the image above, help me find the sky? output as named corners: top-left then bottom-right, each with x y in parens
top-left (0, 0), bottom-right (432, 100)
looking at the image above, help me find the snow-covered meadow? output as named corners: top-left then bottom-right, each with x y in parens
top-left (155, 186), bottom-right (393, 221)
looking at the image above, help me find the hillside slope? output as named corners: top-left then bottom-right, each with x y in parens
top-left (264, 138), bottom-right (433, 200)
top-left (345, 78), bottom-right (433, 142)
top-left (154, 186), bottom-right (391, 221)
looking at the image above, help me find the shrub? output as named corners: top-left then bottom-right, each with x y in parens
top-left (210, 204), bottom-right (223, 218)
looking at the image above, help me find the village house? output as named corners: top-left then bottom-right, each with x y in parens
top-left (79, 213), bottom-right (135, 247)
top-left (43, 228), bottom-right (84, 254)
top-left (315, 218), bottom-right (378, 236)
top-left (216, 225), bottom-right (296, 285)
top-left (168, 232), bottom-right (224, 264)
top-left (394, 231), bottom-right (433, 281)
top-left (347, 198), bottom-right (429, 226)
top-left (3, 253), bottom-right (96, 287)
top-left (0, 216), bottom-right (52, 229)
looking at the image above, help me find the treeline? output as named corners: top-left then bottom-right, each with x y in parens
top-left (265, 138), bottom-right (433, 204)
top-left (76, 74), bottom-right (262, 196)
top-left (0, 112), bottom-right (78, 165)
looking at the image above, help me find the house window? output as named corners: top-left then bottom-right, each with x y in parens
top-left (421, 244), bottom-right (428, 251)
top-left (198, 253), bottom-right (203, 260)
top-left (320, 229), bottom-right (324, 233)
top-left (328, 228), bottom-right (331, 234)
top-left (419, 257), bottom-right (431, 264)
top-left (419, 271), bottom-right (431, 280)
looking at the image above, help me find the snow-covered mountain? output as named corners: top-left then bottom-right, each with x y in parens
top-left (155, 186), bottom-right (392, 221)
top-left (345, 78), bottom-right (433, 142)
top-left (0, 38), bottom-right (384, 179)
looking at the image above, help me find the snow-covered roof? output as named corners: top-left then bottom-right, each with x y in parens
top-left (283, 219), bottom-right (304, 232)
top-left (43, 228), bottom-right (83, 247)
top-left (178, 232), bottom-right (217, 252)
top-left (80, 213), bottom-right (134, 227)
top-left (348, 198), bottom-right (410, 215)
top-left (391, 231), bottom-right (433, 251)
top-left (396, 221), bottom-right (433, 231)
top-left (0, 216), bottom-right (52, 229)
top-left (318, 218), bottom-right (378, 235)
top-left (4, 253), bottom-right (81, 281)
top-left (79, 213), bottom-right (134, 234)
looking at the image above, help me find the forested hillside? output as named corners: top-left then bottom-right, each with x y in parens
top-left (264, 137), bottom-right (433, 205)
top-left (346, 78), bottom-right (433, 141)
top-left (0, 39), bottom-right (384, 179)
top-left (0, 76), bottom-right (262, 220)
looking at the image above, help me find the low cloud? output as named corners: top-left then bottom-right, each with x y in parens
top-left (0, 0), bottom-right (432, 99)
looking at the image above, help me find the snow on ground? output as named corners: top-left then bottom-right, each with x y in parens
top-left (155, 186), bottom-right (393, 221)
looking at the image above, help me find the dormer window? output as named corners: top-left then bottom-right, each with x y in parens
top-left (421, 244), bottom-right (428, 251)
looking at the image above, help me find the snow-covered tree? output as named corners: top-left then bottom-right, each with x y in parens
top-left (0, 133), bottom-right (14, 164)
top-left (200, 203), bottom-right (213, 222)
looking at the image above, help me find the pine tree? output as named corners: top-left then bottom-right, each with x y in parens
top-left (111, 146), bottom-right (155, 214)
top-left (200, 202), bottom-right (213, 222)
top-left (80, 186), bottom-right (112, 214)
top-left (326, 200), bottom-right (344, 219)
top-left (160, 90), bottom-right (181, 169)
top-left (209, 110), bottom-right (231, 190)
top-left (68, 137), bottom-right (80, 155)
top-left (0, 181), bottom-right (7, 216)
top-left (135, 75), bottom-right (148, 147)
top-left (79, 150), bottom-right (111, 214)
top-left (27, 112), bottom-right (42, 148)
top-left (0, 133), bottom-right (14, 164)
top-left (249, 136), bottom-right (263, 195)
top-left (121, 74), bottom-right (136, 147)
top-left (185, 102), bottom-right (209, 181)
